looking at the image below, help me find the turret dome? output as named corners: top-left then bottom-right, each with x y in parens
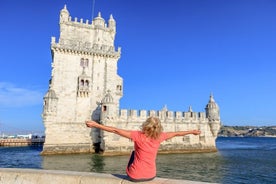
top-left (102, 90), bottom-right (114, 104)
top-left (60, 5), bottom-right (69, 14)
top-left (60, 5), bottom-right (70, 23)
top-left (108, 14), bottom-right (116, 31)
top-left (44, 89), bottom-right (57, 99)
top-left (205, 94), bottom-right (219, 110)
top-left (93, 12), bottom-right (105, 27)
top-left (205, 93), bottom-right (220, 122)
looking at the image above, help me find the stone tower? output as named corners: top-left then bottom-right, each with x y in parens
top-left (42, 5), bottom-right (122, 154)
top-left (205, 94), bottom-right (221, 137)
top-left (42, 5), bottom-right (221, 155)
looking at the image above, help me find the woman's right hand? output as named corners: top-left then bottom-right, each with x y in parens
top-left (85, 120), bottom-right (98, 128)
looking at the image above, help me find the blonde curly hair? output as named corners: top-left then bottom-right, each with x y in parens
top-left (141, 117), bottom-right (163, 139)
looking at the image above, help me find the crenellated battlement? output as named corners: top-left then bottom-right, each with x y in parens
top-left (60, 5), bottom-right (115, 32)
top-left (51, 37), bottom-right (121, 57)
top-left (117, 109), bottom-right (207, 122)
top-left (54, 5), bottom-right (119, 57)
top-left (63, 15), bottom-right (113, 31)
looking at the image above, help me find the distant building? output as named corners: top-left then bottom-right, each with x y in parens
top-left (17, 134), bottom-right (32, 139)
top-left (41, 5), bottom-right (221, 155)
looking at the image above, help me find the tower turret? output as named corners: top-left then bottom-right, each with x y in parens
top-left (205, 94), bottom-right (221, 137)
top-left (59, 5), bottom-right (70, 23)
top-left (43, 79), bottom-right (58, 119)
top-left (43, 88), bottom-right (58, 117)
top-left (108, 14), bottom-right (116, 32)
top-left (188, 106), bottom-right (193, 112)
top-left (205, 94), bottom-right (220, 121)
top-left (93, 12), bottom-right (105, 28)
top-left (101, 90), bottom-right (117, 120)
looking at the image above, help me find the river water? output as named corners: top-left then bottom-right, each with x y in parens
top-left (0, 137), bottom-right (275, 184)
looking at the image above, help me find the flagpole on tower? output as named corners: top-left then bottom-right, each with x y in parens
top-left (92, 0), bottom-right (96, 20)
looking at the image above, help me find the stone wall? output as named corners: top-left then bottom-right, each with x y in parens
top-left (0, 168), bottom-right (216, 184)
top-left (101, 114), bottom-right (219, 155)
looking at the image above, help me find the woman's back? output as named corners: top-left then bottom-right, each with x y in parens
top-left (126, 131), bottom-right (168, 180)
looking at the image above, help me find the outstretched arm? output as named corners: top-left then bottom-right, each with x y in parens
top-left (85, 120), bottom-right (131, 139)
top-left (165, 130), bottom-right (201, 140)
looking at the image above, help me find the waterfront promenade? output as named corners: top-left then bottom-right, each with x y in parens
top-left (0, 168), bottom-right (216, 184)
top-left (0, 138), bottom-right (44, 147)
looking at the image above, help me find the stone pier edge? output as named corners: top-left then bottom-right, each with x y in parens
top-left (0, 168), bottom-right (218, 184)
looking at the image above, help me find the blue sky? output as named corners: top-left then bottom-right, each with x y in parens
top-left (0, 0), bottom-right (276, 133)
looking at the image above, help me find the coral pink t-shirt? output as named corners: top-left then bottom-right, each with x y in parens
top-left (126, 131), bottom-right (168, 180)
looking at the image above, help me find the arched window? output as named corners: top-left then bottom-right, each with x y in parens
top-left (85, 59), bottom-right (89, 67)
top-left (80, 58), bottom-right (84, 67)
top-left (85, 80), bottom-right (89, 86)
top-left (77, 77), bottom-right (90, 97)
top-left (80, 58), bottom-right (89, 68)
top-left (85, 80), bottom-right (89, 90)
top-left (117, 85), bottom-right (122, 91)
top-left (80, 79), bottom-right (84, 86)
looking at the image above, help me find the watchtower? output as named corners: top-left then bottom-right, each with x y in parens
top-left (42, 5), bottom-right (122, 154)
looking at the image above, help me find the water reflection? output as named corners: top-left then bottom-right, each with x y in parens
top-left (156, 152), bottom-right (224, 183)
top-left (42, 153), bottom-right (129, 175)
top-left (89, 154), bottom-right (105, 172)
top-left (42, 154), bottom-right (93, 172)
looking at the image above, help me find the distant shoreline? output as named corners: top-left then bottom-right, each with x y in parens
top-left (218, 125), bottom-right (276, 137)
top-left (218, 135), bottom-right (276, 138)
